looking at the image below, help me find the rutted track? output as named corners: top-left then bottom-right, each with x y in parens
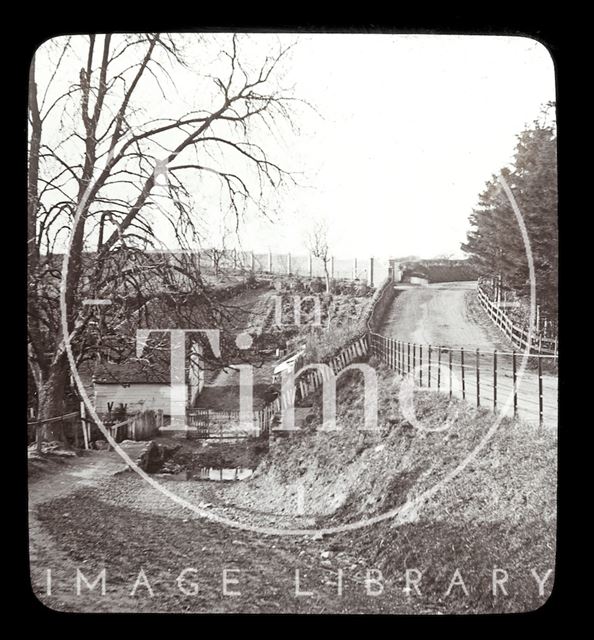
top-left (377, 282), bottom-right (558, 428)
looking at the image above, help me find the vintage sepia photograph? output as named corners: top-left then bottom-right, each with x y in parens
top-left (27, 31), bottom-right (558, 614)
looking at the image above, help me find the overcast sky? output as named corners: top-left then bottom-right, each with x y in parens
top-left (36, 33), bottom-right (556, 261)
top-left (242, 34), bottom-right (556, 259)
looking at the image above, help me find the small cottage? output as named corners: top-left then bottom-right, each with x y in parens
top-left (82, 342), bottom-right (205, 418)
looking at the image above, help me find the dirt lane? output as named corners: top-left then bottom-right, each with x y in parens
top-left (27, 453), bottom-right (412, 614)
top-left (378, 282), bottom-right (558, 428)
top-left (379, 282), bottom-right (510, 349)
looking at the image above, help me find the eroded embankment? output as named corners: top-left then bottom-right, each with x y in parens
top-left (223, 362), bottom-right (555, 526)
top-left (214, 360), bottom-right (557, 609)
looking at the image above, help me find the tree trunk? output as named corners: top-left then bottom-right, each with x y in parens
top-left (38, 357), bottom-right (69, 442)
top-left (324, 263), bottom-right (330, 293)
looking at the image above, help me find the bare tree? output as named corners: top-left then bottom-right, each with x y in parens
top-left (306, 220), bottom-right (331, 293)
top-left (28, 33), bottom-right (302, 440)
top-left (203, 218), bottom-right (235, 277)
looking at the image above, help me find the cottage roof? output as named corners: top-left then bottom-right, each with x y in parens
top-left (92, 359), bottom-right (171, 384)
top-left (76, 358), bottom-right (170, 385)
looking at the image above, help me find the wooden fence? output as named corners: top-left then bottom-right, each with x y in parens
top-left (28, 408), bottom-right (163, 450)
top-left (477, 282), bottom-right (558, 356)
top-left (183, 277), bottom-right (391, 437)
top-left (27, 411), bottom-right (81, 451)
top-left (197, 249), bottom-right (390, 286)
top-left (368, 332), bottom-right (558, 428)
top-left (186, 403), bottom-right (275, 439)
top-left (260, 277), bottom-right (391, 420)
top-left (270, 334), bottom-right (370, 413)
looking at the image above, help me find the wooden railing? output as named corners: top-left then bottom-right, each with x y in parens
top-left (28, 411), bottom-right (80, 452)
top-left (269, 333), bottom-right (370, 414)
top-left (477, 282), bottom-right (558, 356)
top-left (263, 278), bottom-right (393, 419)
top-left (368, 332), bottom-right (558, 428)
top-left (29, 408), bottom-right (164, 450)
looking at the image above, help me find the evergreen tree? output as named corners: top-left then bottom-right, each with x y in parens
top-left (462, 105), bottom-right (557, 318)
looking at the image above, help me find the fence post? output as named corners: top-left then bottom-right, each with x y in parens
top-left (538, 356), bottom-right (544, 428)
top-left (36, 424), bottom-right (42, 453)
top-left (437, 346), bottom-right (441, 391)
top-left (448, 349), bottom-right (453, 399)
top-left (419, 345), bottom-right (423, 387)
top-left (331, 256), bottom-right (335, 280)
top-left (268, 250), bottom-right (272, 273)
top-left (461, 347), bottom-right (466, 400)
top-left (408, 343), bottom-right (411, 374)
top-left (512, 349), bottom-right (518, 418)
top-left (80, 401), bottom-right (89, 450)
top-left (476, 348), bottom-right (480, 407)
top-left (309, 253), bottom-right (313, 278)
top-left (413, 344), bottom-right (416, 377)
top-left (353, 258), bottom-right (357, 280)
top-left (493, 350), bottom-right (497, 412)
top-left (287, 253), bottom-right (292, 275)
top-left (428, 345), bottom-right (432, 388)
top-left (369, 257), bottom-right (374, 288)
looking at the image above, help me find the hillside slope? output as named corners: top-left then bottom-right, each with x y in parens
top-left (220, 361), bottom-right (557, 612)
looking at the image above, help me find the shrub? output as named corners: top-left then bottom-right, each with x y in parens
top-left (293, 277), bottom-right (305, 292)
top-left (310, 277), bottom-right (325, 294)
top-left (355, 282), bottom-right (371, 297)
top-left (331, 280), bottom-right (342, 294)
top-left (245, 271), bottom-right (258, 288)
top-left (341, 280), bottom-right (354, 295)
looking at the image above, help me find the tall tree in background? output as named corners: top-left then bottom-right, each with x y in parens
top-left (28, 34), bottom-right (301, 440)
top-left (462, 104), bottom-right (557, 318)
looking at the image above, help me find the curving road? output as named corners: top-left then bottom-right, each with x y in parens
top-left (378, 282), bottom-right (558, 429)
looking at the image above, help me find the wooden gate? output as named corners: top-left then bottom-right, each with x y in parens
top-left (186, 408), bottom-right (212, 438)
top-left (186, 407), bottom-right (274, 439)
